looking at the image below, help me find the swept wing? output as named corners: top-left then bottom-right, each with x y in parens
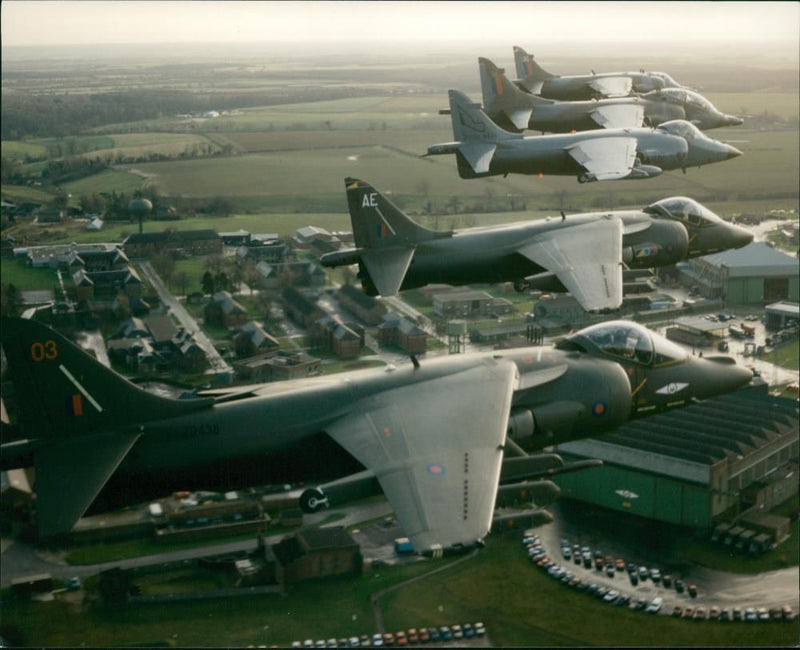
top-left (518, 216), bottom-right (624, 311)
top-left (588, 76), bottom-right (633, 98)
top-left (325, 358), bottom-right (518, 552)
top-left (590, 104), bottom-right (645, 129)
top-left (567, 136), bottom-right (638, 181)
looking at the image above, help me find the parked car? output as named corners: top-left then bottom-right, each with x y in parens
top-left (439, 627), bottom-right (452, 642)
top-left (662, 574), bottom-right (672, 588)
top-left (682, 606), bottom-right (695, 619)
top-left (720, 608), bottom-right (730, 622)
top-left (451, 625), bottom-right (463, 640)
top-left (672, 605), bottom-right (683, 617)
top-left (474, 622), bottom-right (486, 636)
top-left (638, 566), bottom-right (649, 580)
top-left (603, 589), bottom-right (620, 603)
top-left (605, 564), bottom-right (615, 578)
top-left (757, 607), bottom-right (770, 622)
top-left (674, 578), bottom-right (685, 593)
top-left (629, 573), bottom-right (639, 586)
top-left (782, 605), bottom-right (796, 622)
top-left (650, 568), bottom-right (661, 583)
top-left (688, 584), bottom-right (698, 598)
top-left (633, 598), bottom-right (647, 611)
top-left (462, 623), bottom-right (474, 639)
top-left (694, 606), bottom-right (706, 621)
top-left (744, 607), bottom-right (758, 622)
top-left (709, 606), bottom-right (720, 620)
top-left (732, 607), bottom-right (742, 621)
top-left (615, 558), bottom-right (626, 572)
top-left (646, 597), bottom-right (663, 614)
top-left (615, 594), bottom-right (630, 607)
top-left (769, 608), bottom-right (783, 622)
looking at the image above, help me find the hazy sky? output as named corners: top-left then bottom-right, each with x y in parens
top-left (2, 1), bottom-right (798, 49)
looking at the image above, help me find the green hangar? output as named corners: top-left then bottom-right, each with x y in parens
top-left (677, 242), bottom-right (799, 305)
top-left (552, 387), bottom-right (798, 529)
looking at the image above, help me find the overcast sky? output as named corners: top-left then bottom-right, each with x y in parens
top-left (2, 1), bottom-right (798, 50)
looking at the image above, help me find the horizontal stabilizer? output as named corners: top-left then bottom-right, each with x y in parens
top-left (459, 142), bottom-right (497, 174)
top-left (35, 430), bottom-right (141, 536)
top-left (361, 247), bottom-right (415, 297)
top-left (507, 108), bottom-right (533, 131)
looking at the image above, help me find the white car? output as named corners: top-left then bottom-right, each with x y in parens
top-left (650, 568), bottom-right (661, 583)
top-left (646, 597), bottom-right (664, 614)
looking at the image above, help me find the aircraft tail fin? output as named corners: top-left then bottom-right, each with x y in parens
top-left (1, 317), bottom-right (212, 441)
top-left (479, 57), bottom-right (533, 132)
top-left (1, 317), bottom-right (213, 536)
top-left (344, 178), bottom-right (448, 296)
top-left (513, 46), bottom-right (554, 94)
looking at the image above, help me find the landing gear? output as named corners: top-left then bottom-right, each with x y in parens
top-left (577, 173), bottom-right (590, 184)
top-left (513, 278), bottom-right (530, 293)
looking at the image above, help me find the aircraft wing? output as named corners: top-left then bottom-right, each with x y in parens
top-left (590, 104), bottom-right (645, 129)
top-left (518, 215), bottom-right (624, 311)
top-left (588, 76), bottom-right (632, 97)
top-left (361, 247), bottom-right (415, 296)
top-left (325, 358), bottom-right (518, 553)
top-left (566, 136), bottom-right (638, 181)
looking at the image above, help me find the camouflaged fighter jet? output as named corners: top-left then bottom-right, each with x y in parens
top-left (1, 317), bottom-right (753, 551)
top-left (426, 90), bottom-right (742, 183)
top-left (321, 178), bottom-right (752, 305)
top-left (478, 57), bottom-right (684, 133)
top-left (513, 45), bottom-right (683, 100)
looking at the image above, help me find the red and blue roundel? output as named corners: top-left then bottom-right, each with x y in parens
top-left (591, 400), bottom-right (608, 417)
top-left (427, 463), bottom-right (446, 476)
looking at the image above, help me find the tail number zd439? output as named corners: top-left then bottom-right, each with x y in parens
top-left (30, 340), bottom-right (58, 362)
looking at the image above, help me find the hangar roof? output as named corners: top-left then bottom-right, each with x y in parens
top-left (700, 242), bottom-right (799, 278)
top-left (557, 387), bottom-right (798, 485)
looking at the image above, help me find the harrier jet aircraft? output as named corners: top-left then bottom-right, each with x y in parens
top-left (513, 45), bottom-right (683, 100)
top-left (426, 90), bottom-right (742, 183)
top-left (1, 317), bottom-right (752, 552)
top-left (479, 57), bottom-right (685, 133)
top-left (320, 178), bottom-right (752, 306)
top-left (638, 88), bottom-right (744, 130)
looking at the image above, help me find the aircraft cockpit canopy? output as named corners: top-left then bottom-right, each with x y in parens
top-left (650, 71), bottom-right (682, 89)
top-left (644, 88), bottom-right (715, 112)
top-left (658, 120), bottom-right (705, 141)
top-left (644, 197), bottom-right (722, 227)
top-left (557, 321), bottom-right (687, 366)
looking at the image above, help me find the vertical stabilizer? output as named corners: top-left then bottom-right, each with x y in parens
top-left (513, 46), bottom-right (554, 94)
top-left (479, 57), bottom-right (533, 131)
top-left (344, 178), bottom-right (448, 296)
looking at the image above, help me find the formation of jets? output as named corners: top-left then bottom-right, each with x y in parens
top-left (0, 46), bottom-right (756, 555)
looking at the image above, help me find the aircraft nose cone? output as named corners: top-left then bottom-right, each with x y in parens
top-left (726, 144), bottom-right (743, 159)
top-left (693, 356), bottom-right (754, 399)
top-left (730, 224), bottom-right (754, 249)
top-left (724, 115), bottom-right (744, 127)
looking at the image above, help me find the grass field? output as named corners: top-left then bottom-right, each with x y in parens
top-left (2, 534), bottom-right (797, 647)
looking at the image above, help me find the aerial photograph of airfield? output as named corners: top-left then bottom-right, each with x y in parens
top-left (0, 1), bottom-right (798, 647)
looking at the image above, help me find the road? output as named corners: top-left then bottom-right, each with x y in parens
top-left (137, 260), bottom-right (232, 376)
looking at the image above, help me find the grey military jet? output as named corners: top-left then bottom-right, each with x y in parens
top-left (479, 56), bottom-right (684, 133)
top-left (639, 88), bottom-right (744, 130)
top-left (426, 90), bottom-right (742, 183)
top-left (321, 178), bottom-right (752, 308)
top-left (513, 45), bottom-right (683, 100)
top-left (1, 317), bottom-right (753, 551)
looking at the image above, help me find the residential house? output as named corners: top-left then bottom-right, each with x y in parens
top-left (337, 284), bottom-right (387, 325)
top-left (234, 322), bottom-right (280, 358)
top-left (204, 291), bottom-right (248, 327)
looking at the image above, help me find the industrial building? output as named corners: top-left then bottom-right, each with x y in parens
top-left (553, 386), bottom-right (798, 531)
top-left (676, 242), bottom-right (799, 305)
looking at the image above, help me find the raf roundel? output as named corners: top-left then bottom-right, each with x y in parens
top-left (591, 400), bottom-right (608, 417)
top-left (426, 463), bottom-right (446, 476)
